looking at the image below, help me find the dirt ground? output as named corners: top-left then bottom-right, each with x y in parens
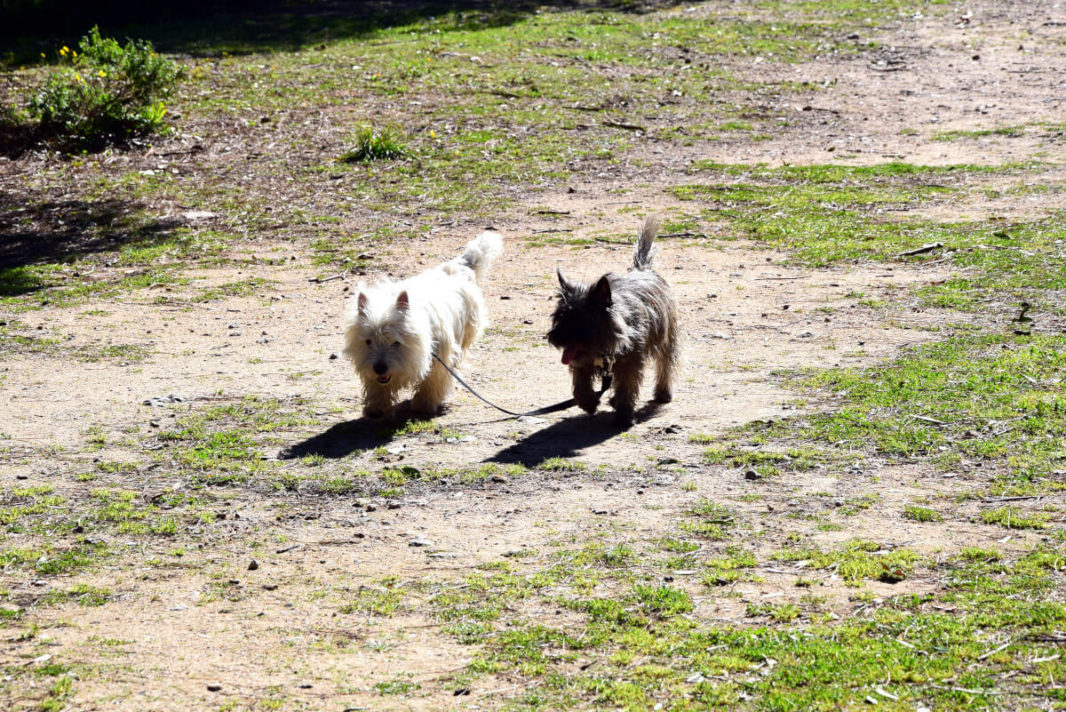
top-left (2, 1), bottom-right (1065, 710)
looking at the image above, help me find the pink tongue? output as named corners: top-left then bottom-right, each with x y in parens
top-left (561, 347), bottom-right (578, 365)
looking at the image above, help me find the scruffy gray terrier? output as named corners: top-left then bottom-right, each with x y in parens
top-left (547, 216), bottom-right (679, 426)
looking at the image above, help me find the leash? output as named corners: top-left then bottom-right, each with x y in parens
top-left (431, 352), bottom-right (612, 418)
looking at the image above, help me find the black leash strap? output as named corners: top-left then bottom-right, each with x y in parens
top-left (431, 353), bottom-right (611, 418)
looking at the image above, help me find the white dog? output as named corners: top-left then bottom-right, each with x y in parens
top-left (343, 231), bottom-right (503, 418)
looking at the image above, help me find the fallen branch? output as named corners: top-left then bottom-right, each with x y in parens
top-left (977, 640), bottom-right (1014, 661)
top-left (898, 242), bottom-right (944, 257)
top-left (910, 414), bottom-right (946, 425)
top-left (603, 120), bottom-right (647, 132)
top-left (308, 274), bottom-right (344, 283)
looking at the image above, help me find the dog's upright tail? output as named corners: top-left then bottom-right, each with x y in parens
top-left (632, 215), bottom-right (661, 271)
top-left (458, 230), bottom-right (504, 284)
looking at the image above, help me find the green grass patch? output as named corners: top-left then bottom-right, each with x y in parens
top-left (903, 505), bottom-right (944, 522)
top-left (774, 333), bottom-right (1066, 494)
top-left (773, 539), bottom-right (921, 586)
top-left (932, 125), bottom-right (1026, 142)
top-left (428, 537), bottom-right (1063, 711)
top-left (980, 506), bottom-right (1050, 530)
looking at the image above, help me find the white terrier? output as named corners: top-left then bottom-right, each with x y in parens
top-left (343, 231), bottom-right (503, 418)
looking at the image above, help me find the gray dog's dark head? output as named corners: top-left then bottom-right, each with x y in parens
top-left (547, 269), bottom-right (624, 368)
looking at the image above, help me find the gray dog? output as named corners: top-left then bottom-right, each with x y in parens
top-left (547, 216), bottom-right (679, 426)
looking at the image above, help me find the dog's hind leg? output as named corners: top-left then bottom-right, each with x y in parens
top-left (652, 309), bottom-right (679, 404)
top-left (652, 343), bottom-right (677, 404)
top-left (410, 359), bottom-right (453, 415)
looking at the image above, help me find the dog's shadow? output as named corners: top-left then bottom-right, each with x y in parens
top-left (487, 402), bottom-right (666, 468)
top-left (279, 406), bottom-right (438, 460)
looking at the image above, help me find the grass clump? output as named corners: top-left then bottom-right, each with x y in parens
top-left (773, 539), bottom-right (921, 586)
top-left (26, 27), bottom-right (185, 151)
top-left (903, 505), bottom-right (944, 522)
top-left (980, 506), bottom-right (1049, 530)
top-left (341, 585), bottom-right (405, 617)
top-left (340, 124), bottom-right (408, 162)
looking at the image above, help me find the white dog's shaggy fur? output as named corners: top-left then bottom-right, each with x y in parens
top-left (343, 231), bottom-right (503, 418)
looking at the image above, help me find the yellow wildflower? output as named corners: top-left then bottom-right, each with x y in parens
top-left (60, 46), bottom-right (69, 56)
top-left (98, 70), bottom-right (107, 78)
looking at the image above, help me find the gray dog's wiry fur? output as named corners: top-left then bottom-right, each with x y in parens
top-left (547, 216), bottom-right (679, 426)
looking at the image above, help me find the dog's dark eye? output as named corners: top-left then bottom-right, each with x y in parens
top-left (392, 341), bottom-right (401, 348)
top-left (365, 339), bottom-right (372, 346)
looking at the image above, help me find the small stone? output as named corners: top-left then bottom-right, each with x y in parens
top-left (207, 684), bottom-right (222, 692)
top-left (248, 560), bottom-right (259, 571)
top-left (744, 470), bottom-right (761, 480)
top-left (491, 475), bottom-right (508, 483)
top-left (263, 584), bottom-right (278, 591)
top-left (409, 536), bottom-right (433, 547)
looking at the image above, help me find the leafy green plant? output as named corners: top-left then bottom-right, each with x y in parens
top-left (27, 27), bottom-right (185, 151)
top-left (340, 123), bottom-right (408, 162)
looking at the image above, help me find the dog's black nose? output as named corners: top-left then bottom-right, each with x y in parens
top-left (373, 362), bottom-right (388, 375)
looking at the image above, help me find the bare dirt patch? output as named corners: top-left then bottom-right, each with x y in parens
top-left (3, 2), bottom-right (1065, 711)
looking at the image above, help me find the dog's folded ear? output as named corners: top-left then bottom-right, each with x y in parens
top-left (592, 275), bottom-right (613, 305)
top-left (396, 290), bottom-right (410, 312)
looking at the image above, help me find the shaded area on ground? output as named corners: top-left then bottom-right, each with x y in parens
top-left (0, 195), bottom-right (178, 284)
top-left (3, 0), bottom-right (683, 59)
top-left (279, 417), bottom-right (390, 460)
top-left (488, 401), bottom-right (666, 467)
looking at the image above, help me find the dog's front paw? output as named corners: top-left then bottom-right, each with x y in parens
top-left (574, 391), bottom-right (600, 414)
top-left (363, 407), bottom-right (386, 419)
top-left (652, 387), bottom-right (672, 404)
